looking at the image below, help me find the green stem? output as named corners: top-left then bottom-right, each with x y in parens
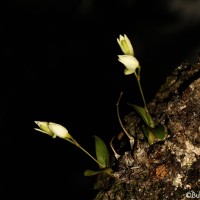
top-left (75, 142), bottom-right (104, 168)
top-left (65, 138), bottom-right (104, 168)
top-left (134, 69), bottom-right (155, 128)
top-left (134, 72), bottom-right (147, 111)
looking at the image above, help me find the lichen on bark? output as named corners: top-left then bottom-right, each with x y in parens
top-left (93, 58), bottom-right (200, 200)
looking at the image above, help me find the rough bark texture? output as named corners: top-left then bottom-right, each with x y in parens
top-left (93, 58), bottom-right (200, 200)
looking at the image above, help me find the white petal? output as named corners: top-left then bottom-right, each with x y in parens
top-left (34, 128), bottom-right (55, 137)
top-left (119, 34), bottom-right (124, 41)
top-left (124, 68), bottom-right (135, 75)
top-left (48, 122), bottom-right (69, 139)
top-left (117, 38), bottom-right (125, 54)
top-left (34, 128), bottom-right (47, 134)
top-left (118, 55), bottom-right (139, 70)
top-left (124, 34), bottom-right (134, 56)
top-left (34, 121), bottom-right (48, 127)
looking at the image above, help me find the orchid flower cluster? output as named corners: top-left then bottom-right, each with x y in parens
top-left (117, 34), bottom-right (167, 145)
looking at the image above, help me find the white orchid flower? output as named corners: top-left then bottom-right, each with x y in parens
top-left (118, 55), bottom-right (139, 75)
top-left (117, 34), bottom-right (134, 56)
top-left (34, 121), bottom-right (71, 139)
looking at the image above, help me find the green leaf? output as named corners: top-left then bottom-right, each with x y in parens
top-left (93, 135), bottom-right (109, 169)
top-left (84, 168), bottom-right (113, 176)
top-left (142, 125), bottom-right (167, 145)
top-left (84, 169), bottom-right (103, 176)
top-left (128, 104), bottom-right (154, 128)
top-left (152, 125), bottom-right (167, 140)
top-left (141, 125), bottom-right (148, 138)
top-left (142, 125), bottom-right (155, 145)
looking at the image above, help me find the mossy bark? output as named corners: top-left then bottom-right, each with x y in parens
top-left (93, 58), bottom-right (200, 200)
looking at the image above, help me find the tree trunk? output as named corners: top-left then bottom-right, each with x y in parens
top-left (93, 58), bottom-right (200, 200)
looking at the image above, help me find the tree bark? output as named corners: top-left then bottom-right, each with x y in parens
top-left (93, 58), bottom-right (200, 200)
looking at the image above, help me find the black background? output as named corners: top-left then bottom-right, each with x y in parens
top-left (2, 0), bottom-right (200, 199)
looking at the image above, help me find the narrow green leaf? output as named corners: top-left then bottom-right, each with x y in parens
top-left (93, 135), bottom-right (109, 169)
top-left (147, 128), bottom-right (155, 145)
top-left (128, 104), bottom-right (154, 128)
top-left (142, 125), bottom-right (155, 145)
top-left (84, 168), bottom-right (113, 176)
top-left (84, 169), bottom-right (103, 176)
top-left (146, 112), bottom-right (155, 128)
top-left (141, 125), bottom-right (148, 138)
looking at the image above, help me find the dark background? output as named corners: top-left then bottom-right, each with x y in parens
top-left (2, 0), bottom-right (200, 199)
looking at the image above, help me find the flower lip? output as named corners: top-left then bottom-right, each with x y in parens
top-left (48, 122), bottom-right (71, 139)
top-left (118, 55), bottom-right (139, 75)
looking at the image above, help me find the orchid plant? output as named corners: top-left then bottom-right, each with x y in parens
top-left (33, 34), bottom-right (167, 180)
top-left (117, 34), bottom-right (167, 145)
top-left (34, 121), bottom-right (113, 176)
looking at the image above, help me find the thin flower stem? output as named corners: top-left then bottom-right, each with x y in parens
top-left (134, 72), bottom-right (148, 111)
top-left (133, 68), bottom-right (155, 128)
top-left (66, 138), bottom-right (104, 168)
top-left (76, 143), bottom-right (104, 168)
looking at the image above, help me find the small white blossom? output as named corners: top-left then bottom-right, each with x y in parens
top-left (34, 121), bottom-right (71, 139)
top-left (118, 55), bottom-right (139, 75)
top-left (117, 34), bottom-right (134, 56)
